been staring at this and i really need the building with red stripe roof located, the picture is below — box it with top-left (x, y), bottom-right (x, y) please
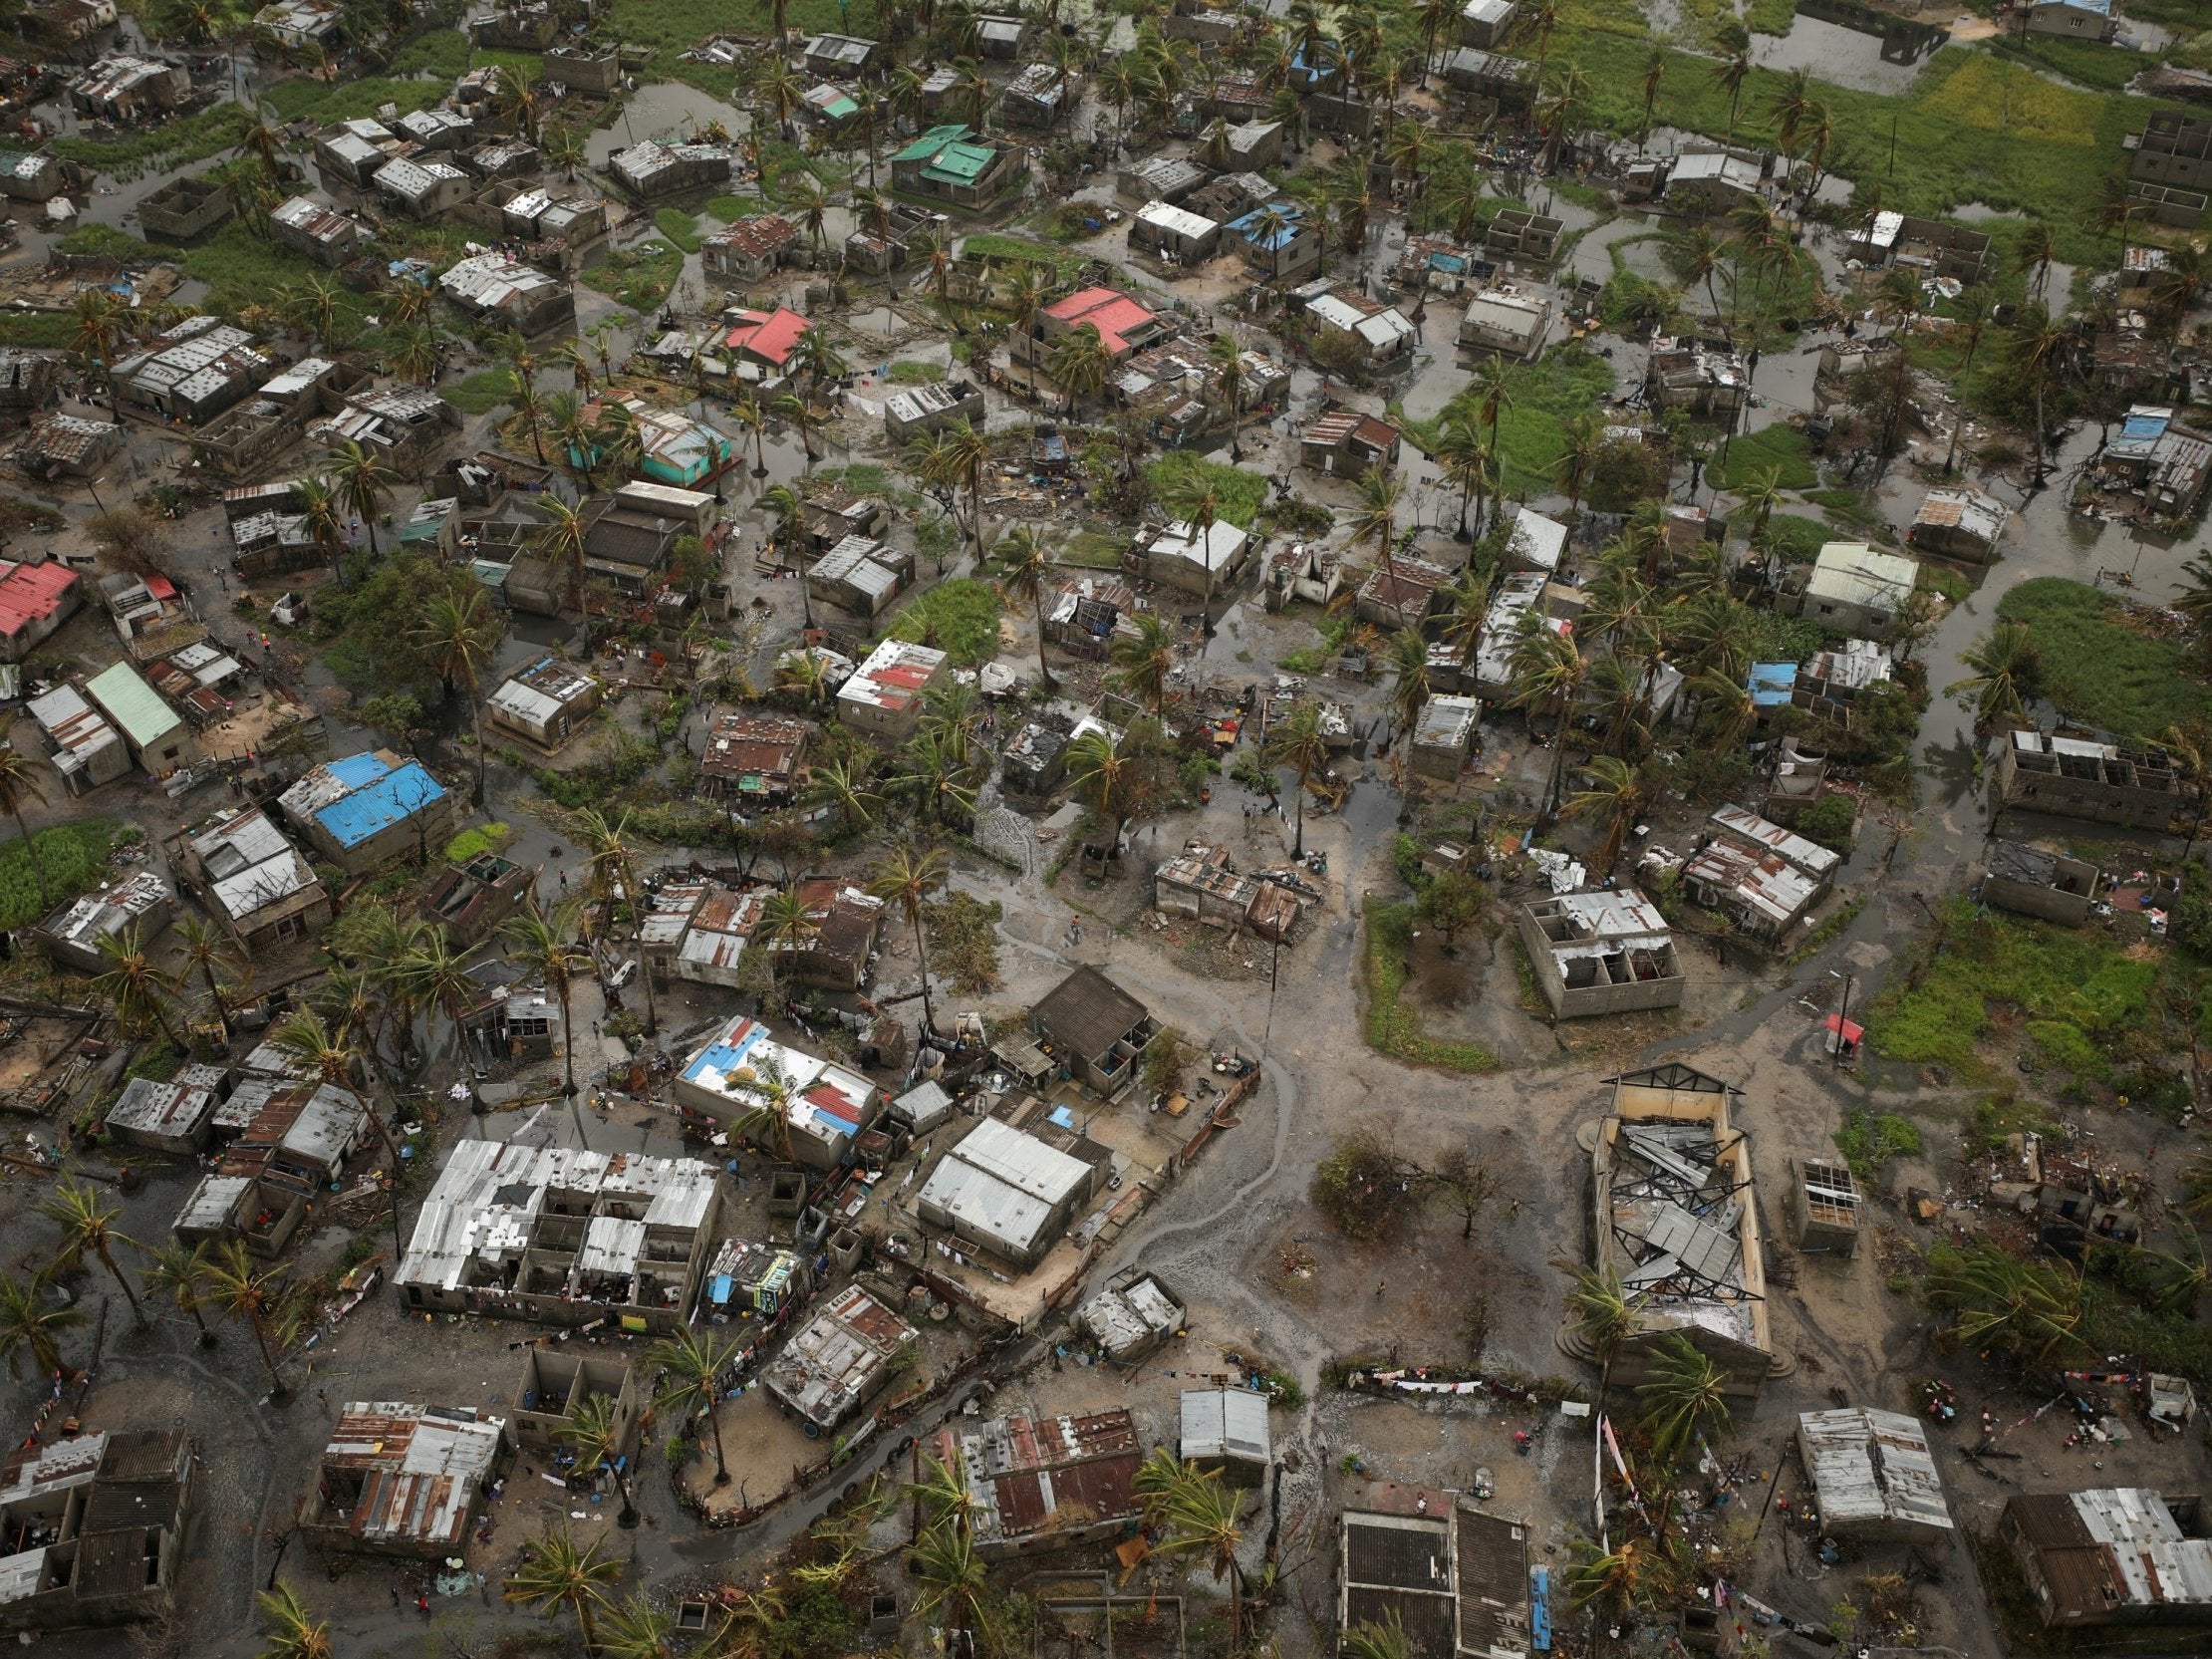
top-left (0, 559), bottom-right (80, 663)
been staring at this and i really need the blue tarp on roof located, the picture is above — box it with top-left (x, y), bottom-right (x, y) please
top-left (315, 760), bottom-right (446, 848)
top-left (325, 751), bottom-right (390, 789)
top-left (681, 1018), bottom-right (769, 1086)
top-left (1228, 201), bottom-right (1305, 251)
top-left (1749, 662), bottom-right (1797, 707)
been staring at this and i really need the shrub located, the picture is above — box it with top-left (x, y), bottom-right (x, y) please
top-left (1309, 1127), bottom-right (1416, 1243)
top-left (0, 821), bottom-right (120, 930)
top-left (885, 579), bottom-right (1003, 666)
top-left (1795, 793), bottom-right (1857, 855)
top-left (1832, 1110), bottom-right (1921, 1182)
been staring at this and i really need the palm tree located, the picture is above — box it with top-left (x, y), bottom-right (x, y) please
top-left (203, 1240), bottom-right (289, 1399)
top-left (1945, 620), bottom-right (2040, 730)
top-left (869, 847), bottom-right (950, 1038)
top-left (1469, 355), bottom-right (1518, 460)
top-left (0, 741), bottom-right (50, 910)
top-left (1711, 44), bottom-right (1752, 142)
top-left (1110, 614), bottom-right (1176, 717)
top-left (1944, 285), bottom-right (1997, 475)
top-left (1066, 722), bottom-right (1156, 853)
top-left (1635, 1332), bottom-right (1731, 1462)
top-left (1566, 1262), bottom-right (1638, 1417)
top-left (1638, 46), bottom-right (1665, 149)
top-left (256, 1581), bottom-right (333, 1659)
top-left (1509, 618), bottom-right (1586, 821)
top-left (535, 496), bottom-right (590, 615)
top-left (1765, 66), bottom-right (1814, 164)
top-left (414, 585), bottom-right (499, 808)
top-left (910, 1520), bottom-right (993, 1641)
top-left (1342, 1612), bottom-right (1413, 1659)
top-left (505, 901), bottom-right (589, 1120)
top-left (68, 289), bottom-right (128, 387)
top-left (755, 885), bottom-right (820, 996)
top-left (42, 1181), bottom-right (144, 1329)
top-left (92, 926), bottom-right (183, 1049)
top-left (1133, 1451), bottom-right (1248, 1647)
top-left (1562, 1536), bottom-right (1676, 1631)
top-left (295, 473), bottom-right (347, 584)
top-left (1263, 699), bottom-right (1331, 857)
top-left (804, 759), bottom-right (881, 836)
top-left (385, 322), bottom-right (440, 388)
top-left (598, 1591), bottom-right (679, 1659)
top-left (1348, 469), bottom-right (1410, 629)
top-left (505, 1527), bottom-right (624, 1655)
top-left (1564, 755), bottom-right (1652, 874)
top-left (1386, 629), bottom-right (1429, 748)
top-left (1691, 667), bottom-right (1758, 752)
top-left (558, 1392), bottom-right (640, 1527)
top-left (1436, 415), bottom-right (1493, 542)
top-left (646, 1328), bottom-right (740, 1487)
top-left (140, 1240), bottom-right (216, 1347)
top-left (271, 1010), bottom-right (408, 1255)
top-left (993, 525), bottom-right (1057, 691)
top-left (0, 1270), bottom-right (82, 1378)
top-left (1924, 1239), bottom-right (2083, 1360)
top-left (327, 438), bottom-right (396, 552)
top-left (1671, 225), bottom-right (1727, 328)
top-left (1208, 334), bottom-right (1247, 458)
top-left (1047, 322), bottom-right (1114, 421)
top-left (2008, 304), bottom-right (2074, 484)
top-left (906, 1450), bottom-right (980, 1537)
top-left (1555, 413), bottom-right (1604, 520)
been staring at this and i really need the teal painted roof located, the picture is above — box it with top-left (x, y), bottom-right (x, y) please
top-left (923, 141), bottom-right (996, 184)
top-left (891, 124), bottom-right (973, 162)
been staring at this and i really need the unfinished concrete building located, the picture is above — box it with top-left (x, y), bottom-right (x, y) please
top-left (1516, 890), bottom-right (1683, 1019)
top-left (394, 1141), bottom-right (728, 1334)
top-left (0, 1430), bottom-right (192, 1637)
top-left (1994, 729), bottom-right (2185, 832)
top-left (1588, 1064), bottom-right (1777, 1398)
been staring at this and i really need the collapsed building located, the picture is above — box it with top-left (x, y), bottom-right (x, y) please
top-left (1587, 1064), bottom-right (1777, 1398)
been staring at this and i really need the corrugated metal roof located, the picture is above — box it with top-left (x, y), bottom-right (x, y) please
top-left (1798, 1407), bottom-right (1952, 1533)
top-left (1180, 1388), bottom-right (1269, 1463)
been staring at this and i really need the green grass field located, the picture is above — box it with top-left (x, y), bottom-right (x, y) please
top-left (1713, 423), bottom-right (1816, 492)
top-left (1361, 901), bottom-right (1501, 1074)
top-left (1407, 347), bottom-right (1615, 500)
top-left (1145, 453), bottom-right (1268, 528)
top-left (1997, 577), bottom-right (2210, 739)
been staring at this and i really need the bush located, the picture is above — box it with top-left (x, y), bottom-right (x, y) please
top-left (885, 580), bottom-right (1003, 667)
top-left (1832, 1110), bottom-right (1921, 1181)
top-left (1995, 578), bottom-right (2209, 740)
top-left (1795, 793), bottom-right (1857, 855)
top-left (1309, 1127), bottom-right (1416, 1243)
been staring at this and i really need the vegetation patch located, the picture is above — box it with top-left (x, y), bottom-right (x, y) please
top-left (1868, 899), bottom-right (2160, 1080)
top-left (653, 209), bottom-right (706, 253)
top-left (52, 102), bottom-right (251, 172)
top-left (1762, 513), bottom-right (1829, 564)
top-left (1713, 423), bottom-right (1816, 491)
top-left (1360, 901), bottom-right (1501, 1075)
top-left (886, 360), bottom-right (947, 384)
top-left (885, 579), bottom-right (1003, 667)
top-left (582, 241), bottom-right (686, 312)
top-left (704, 194), bottom-right (769, 223)
top-left (56, 223), bottom-right (146, 261)
top-left (1409, 348), bottom-right (1614, 500)
top-left (1996, 577), bottom-right (2209, 740)
top-left (1916, 53), bottom-right (2103, 147)
top-left (0, 820), bottom-right (127, 931)
top-left (1144, 452), bottom-right (1269, 528)
top-left (442, 370), bottom-right (514, 417)
top-left (961, 233), bottom-right (1090, 285)
top-left (1832, 1110), bottom-right (1922, 1182)
top-left (262, 73), bottom-right (446, 126)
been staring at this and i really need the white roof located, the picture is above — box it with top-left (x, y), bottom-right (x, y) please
top-left (1306, 292), bottom-right (1416, 348)
top-left (1149, 518), bottom-right (1248, 573)
top-left (1135, 200), bottom-right (1218, 240)
top-left (1506, 506), bottom-right (1567, 572)
top-left (189, 807), bottom-right (318, 924)
top-left (916, 1116), bottom-right (1093, 1257)
top-left (1537, 889), bottom-right (1673, 958)
top-left (1798, 1408), bottom-right (1952, 1533)
top-left (1462, 0), bottom-right (1515, 18)
top-left (839, 638), bottom-right (946, 713)
top-left (1462, 286), bottom-right (1550, 338)
top-left (1806, 541), bottom-right (1916, 612)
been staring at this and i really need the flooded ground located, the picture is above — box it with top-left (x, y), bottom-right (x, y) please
top-left (1751, 14), bottom-right (1948, 96)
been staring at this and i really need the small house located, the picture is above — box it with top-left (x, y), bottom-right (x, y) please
top-left (1516, 890), bottom-right (1684, 1019)
top-left (883, 379), bottom-right (986, 441)
top-left (887, 124), bottom-right (1022, 209)
top-left (511, 1352), bottom-right (641, 1455)
top-left (1129, 199), bottom-right (1222, 267)
top-left (1994, 729), bottom-right (2183, 831)
top-left (438, 253), bottom-right (573, 335)
top-left (698, 710), bottom-right (811, 803)
top-left (138, 175), bottom-right (232, 241)
top-left (801, 33), bottom-right (880, 77)
top-left (68, 55), bottom-right (187, 123)
top-left (84, 661), bottom-right (193, 777)
top-left (374, 156), bottom-right (471, 219)
top-left (277, 750), bottom-right (453, 876)
top-left (998, 63), bottom-right (1074, 129)
top-left (105, 1073), bottom-right (221, 1154)
top-left (2026, 0), bottom-right (2117, 40)
top-left (174, 806), bottom-right (328, 949)
top-left (485, 658), bottom-right (601, 751)
top-left (1788, 1158), bottom-right (1861, 1256)
top-left (1792, 542), bottom-right (1918, 639)
top-left (1180, 1389), bottom-right (1269, 1488)
top-left (1982, 840), bottom-right (2104, 926)
top-left (24, 686), bottom-right (127, 795)
top-left (1456, 0), bottom-right (1518, 46)
top-left (1457, 285), bottom-right (1552, 360)
top-left (1029, 965), bottom-right (1157, 1096)
top-left (760, 1285), bottom-right (917, 1432)
top-left (269, 195), bottom-right (364, 266)
top-left (918, 1115), bottom-right (1112, 1269)
top-left (700, 213), bottom-right (802, 283)
top-left (1003, 721), bottom-right (1068, 799)
top-left (2001, 1490), bottom-right (2212, 1630)
top-left (1300, 285), bottom-right (1418, 367)
top-left (1133, 518), bottom-right (1251, 595)
top-left (610, 139), bottom-right (733, 198)
top-left (1908, 485), bottom-right (2007, 562)
top-left (1409, 694), bottom-right (1481, 782)
top-left (0, 559), bottom-right (80, 661)
top-left (34, 869), bottom-right (172, 973)
top-left (1646, 336), bottom-right (1749, 417)
top-left (1298, 409), bottom-right (1400, 478)
top-left (420, 854), bottom-right (536, 947)
top-left (1798, 1408), bottom-right (1952, 1541)
top-left (301, 1403), bottom-right (511, 1559)
top-left (837, 639), bottom-right (949, 742)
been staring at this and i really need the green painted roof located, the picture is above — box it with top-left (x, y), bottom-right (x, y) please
top-left (85, 661), bottom-right (179, 746)
top-left (923, 141), bottom-right (997, 184)
top-left (891, 124), bottom-right (973, 162)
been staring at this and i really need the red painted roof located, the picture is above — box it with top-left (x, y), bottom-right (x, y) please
top-left (0, 561), bottom-right (74, 639)
top-left (875, 663), bottom-right (934, 690)
top-left (1045, 286), bottom-right (1156, 355)
top-left (724, 305), bottom-right (812, 366)
top-left (143, 573), bottom-right (176, 600)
